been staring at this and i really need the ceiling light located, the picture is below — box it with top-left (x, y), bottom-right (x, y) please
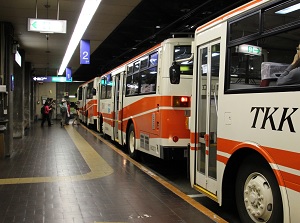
top-left (58, 0), bottom-right (101, 76)
top-left (275, 3), bottom-right (300, 14)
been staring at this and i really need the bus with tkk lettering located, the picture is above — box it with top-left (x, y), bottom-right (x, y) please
top-left (170, 0), bottom-right (300, 222)
top-left (96, 37), bottom-right (193, 160)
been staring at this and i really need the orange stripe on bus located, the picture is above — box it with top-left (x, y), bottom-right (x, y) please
top-left (190, 136), bottom-right (300, 192)
top-left (280, 171), bottom-right (300, 188)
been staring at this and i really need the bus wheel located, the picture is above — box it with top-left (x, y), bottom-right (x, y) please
top-left (235, 155), bottom-right (283, 223)
top-left (127, 124), bottom-right (138, 159)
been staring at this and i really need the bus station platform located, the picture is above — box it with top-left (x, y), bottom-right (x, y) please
top-left (0, 121), bottom-right (225, 223)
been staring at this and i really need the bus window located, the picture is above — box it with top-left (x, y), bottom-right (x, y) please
top-left (100, 77), bottom-right (106, 99)
top-left (228, 43), bottom-right (262, 87)
top-left (174, 46), bottom-right (193, 75)
top-left (106, 75), bottom-right (112, 98)
top-left (227, 2), bottom-right (300, 90)
top-left (78, 87), bottom-right (82, 100)
top-left (229, 12), bottom-right (259, 41)
top-left (100, 75), bottom-right (113, 99)
top-left (127, 64), bottom-right (133, 74)
top-left (149, 52), bottom-right (158, 66)
top-left (140, 56), bottom-right (148, 69)
top-left (264, 0), bottom-right (300, 31)
top-left (228, 27), bottom-right (300, 90)
top-left (133, 61), bottom-right (140, 73)
top-left (140, 67), bottom-right (157, 94)
top-left (126, 73), bottom-right (139, 96)
top-left (87, 82), bottom-right (94, 99)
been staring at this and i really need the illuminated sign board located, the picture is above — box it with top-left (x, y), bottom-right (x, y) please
top-left (33, 76), bottom-right (72, 82)
top-left (28, 18), bottom-right (67, 33)
top-left (238, 44), bottom-right (262, 56)
top-left (66, 67), bottom-right (72, 82)
top-left (80, 40), bottom-right (90, 64)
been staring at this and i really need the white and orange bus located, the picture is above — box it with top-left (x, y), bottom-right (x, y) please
top-left (77, 76), bottom-right (100, 128)
top-left (170, 0), bottom-right (300, 222)
top-left (77, 37), bottom-right (194, 159)
top-left (97, 37), bottom-right (194, 160)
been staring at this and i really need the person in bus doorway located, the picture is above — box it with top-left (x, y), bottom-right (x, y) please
top-left (277, 43), bottom-right (300, 85)
top-left (41, 101), bottom-right (52, 127)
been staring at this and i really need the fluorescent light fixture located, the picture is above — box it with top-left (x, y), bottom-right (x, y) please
top-left (275, 3), bottom-right (300, 14)
top-left (58, 0), bottom-right (101, 76)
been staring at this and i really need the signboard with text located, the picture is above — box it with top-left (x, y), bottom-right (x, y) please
top-left (80, 40), bottom-right (90, 64)
top-left (28, 18), bottom-right (67, 33)
top-left (66, 67), bottom-right (72, 82)
top-left (33, 76), bottom-right (72, 82)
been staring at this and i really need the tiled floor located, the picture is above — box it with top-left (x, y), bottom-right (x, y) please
top-left (0, 120), bottom-right (218, 223)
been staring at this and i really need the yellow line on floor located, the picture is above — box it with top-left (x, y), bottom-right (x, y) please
top-left (82, 125), bottom-right (228, 223)
top-left (0, 125), bottom-right (113, 185)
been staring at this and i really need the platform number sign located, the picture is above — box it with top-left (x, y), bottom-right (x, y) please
top-left (80, 40), bottom-right (90, 64)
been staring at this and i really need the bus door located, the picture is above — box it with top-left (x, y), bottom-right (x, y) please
top-left (82, 87), bottom-right (87, 124)
top-left (97, 82), bottom-right (101, 132)
top-left (113, 73), bottom-right (121, 142)
top-left (195, 41), bottom-right (220, 196)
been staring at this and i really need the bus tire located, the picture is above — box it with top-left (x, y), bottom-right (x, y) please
top-left (127, 124), bottom-right (138, 159)
top-left (235, 155), bottom-right (283, 223)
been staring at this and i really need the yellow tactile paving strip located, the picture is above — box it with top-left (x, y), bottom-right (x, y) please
top-left (81, 125), bottom-right (228, 223)
top-left (0, 126), bottom-right (114, 185)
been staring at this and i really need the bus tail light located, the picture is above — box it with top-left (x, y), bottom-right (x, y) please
top-left (172, 96), bottom-right (190, 107)
top-left (172, 136), bottom-right (179, 142)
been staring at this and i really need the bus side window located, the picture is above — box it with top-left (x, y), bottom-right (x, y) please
top-left (140, 67), bottom-right (157, 93)
top-left (126, 73), bottom-right (139, 96)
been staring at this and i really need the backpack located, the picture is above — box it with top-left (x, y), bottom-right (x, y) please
top-left (41, 106), bottom-right (45, 115)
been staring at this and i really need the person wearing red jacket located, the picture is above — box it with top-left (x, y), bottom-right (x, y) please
top-left (41, 101), bottom-right (52, 127)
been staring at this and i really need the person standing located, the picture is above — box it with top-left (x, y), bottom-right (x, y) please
top-left (41, 101), bottom-right (51, 127)
top-left (65, 101), bottom-right (71, 125)
top-left (72, 102), bottom-right (80, 125)
top-left (48, 98), bottom-right (55, 125)
top-left (60, 99), bottom-right (67, 127)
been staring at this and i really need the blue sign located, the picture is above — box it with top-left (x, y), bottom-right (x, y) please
top-left (66, 67), bottom-right (72, 82)
top-left (80, 39), bottom-right (90, 64)
top-left (33, 76), bottom-right (72, 82)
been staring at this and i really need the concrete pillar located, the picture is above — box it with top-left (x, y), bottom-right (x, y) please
top-left (0, 22), bottom-right (14, 157)
top-left (13, 49), bottom-right (25, 138)
top-left (24, 62), bottom-right (31, 129)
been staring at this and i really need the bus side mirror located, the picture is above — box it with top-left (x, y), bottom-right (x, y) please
top-left (92, 88), bottom-right (96, 95)
top-left (169, 62), bottom-right (180, 84)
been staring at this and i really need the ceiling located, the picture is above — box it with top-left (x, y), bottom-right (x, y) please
top-left (0, 0), bottom-right (251, 82)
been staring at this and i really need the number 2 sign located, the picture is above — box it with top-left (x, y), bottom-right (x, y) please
top-left (80, 40), bottom-right (90, 64)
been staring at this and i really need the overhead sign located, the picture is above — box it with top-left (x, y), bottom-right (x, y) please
top-left (238, 44), bottom-right (262, 56)
top-left (28, 18), bottom-right (67, 33)
top-left (66, 67), bottom-right (72, 82)
top-left (80, 40), bottom-right (90, 64)
top-left (33, 76), bottom-right (72, 82)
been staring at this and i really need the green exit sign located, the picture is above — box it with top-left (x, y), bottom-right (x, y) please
top-left (28, 18), bottom-right (67, 33)
top-left (238, 44), bottom-right (262, 56)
